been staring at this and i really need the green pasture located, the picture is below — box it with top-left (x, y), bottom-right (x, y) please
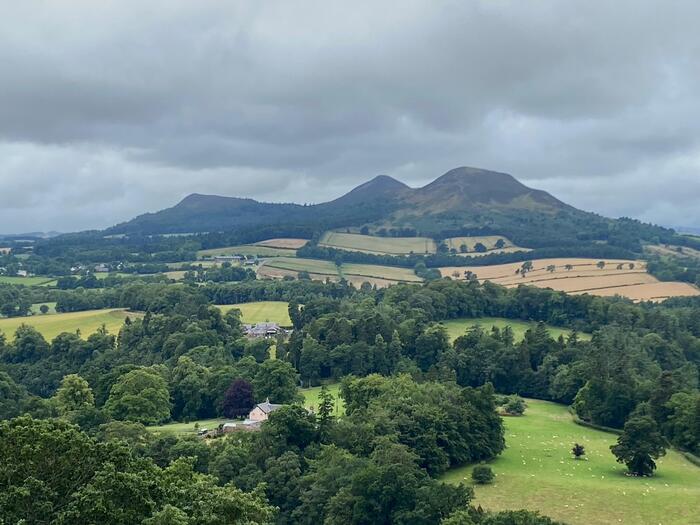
top-left (147, 418), bottom-right (228, 436)
top-left (441, 317), bottom-right (588, 343)
top-left (301, 383), bottom-right (344, 416)
top-left (441, 399), bottom-right (699, 525)
top-left (319, 231), bottom-right (436, 255)
top-left (0, 308), bottom-right (142, 341)
top-left (0, 276), bottom-right (56, 286)
top-left (198, 245), bottom-right (297, 259)
top-left (217, 301), bottom-right (292, 326)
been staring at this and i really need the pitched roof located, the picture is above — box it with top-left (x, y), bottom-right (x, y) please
top-left (255, 398), bottom-right (283, 414)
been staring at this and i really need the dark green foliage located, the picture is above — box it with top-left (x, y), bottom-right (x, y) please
top-left (610, 416), bottom-right (667, 476)
top-left (571, 443), bottom-right (585, 459)
top-left (471, 464), bottom-right (494, 484)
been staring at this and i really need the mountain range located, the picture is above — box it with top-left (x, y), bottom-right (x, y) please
top-left (108, 167), bottom-right (582, 239)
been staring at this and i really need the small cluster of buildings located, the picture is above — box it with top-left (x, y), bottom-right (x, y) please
top-left (243, 322), bottom-right (286, 338)
top-left (207, 255), bottom-right (259, 266)
top-left (199, 399), bottom-right (283, 437)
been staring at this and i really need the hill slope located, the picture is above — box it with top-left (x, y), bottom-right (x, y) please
top-left (105, 166), bottom-right (674, 252)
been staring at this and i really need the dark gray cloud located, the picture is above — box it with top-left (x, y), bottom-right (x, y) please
top-left (1, 0), bottom-right (700, 232)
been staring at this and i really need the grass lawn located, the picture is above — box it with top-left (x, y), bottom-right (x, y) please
top-left (217, 301), bottom-right (292, 326)
top-left (0, 276), bottom-right (56, 286)
top-left (301, 383), bottom-right (344, 416)
top-left (441, 317), bottom-right (589, 343)
top-left (198, 245), bottom-right (297, 258)
top-left (320, 231), bottom-right (436, 255)
top-left (147, 418), bottom-right (229, 436)
top-left (0, 308), bottom-right (142, 341)
top-left (441, 399), bottom-right (700, 525)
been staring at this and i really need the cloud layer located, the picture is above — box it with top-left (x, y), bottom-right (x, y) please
top-left (2, 1), bottom-right (700, 232)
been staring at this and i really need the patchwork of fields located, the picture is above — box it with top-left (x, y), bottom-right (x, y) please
top-left (0, 308), bottom-right (142, 341)
top-left (442, 399), bottom-right (700, 525)
top-left (440, 258), bottom-right (700, 302)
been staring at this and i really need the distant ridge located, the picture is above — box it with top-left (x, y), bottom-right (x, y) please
top-left (107, 166), bottom-right (585, 236)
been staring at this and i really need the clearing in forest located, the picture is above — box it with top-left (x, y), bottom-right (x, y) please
top-left (441, 317), bottom-right (588, 342)
top-left (217, 301), bottom-right (292, 326)
top-left (319, 231), bottom-right (436, 255)
top-left (441, 399), bottom-right (700, 525)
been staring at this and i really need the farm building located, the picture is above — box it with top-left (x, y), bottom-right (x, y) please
top-left (244, 322), bottom-right (284, 338)
top-left (214, 255), bottom-right (243, 262)
top-left (248, 398), bottom-right (283, 422)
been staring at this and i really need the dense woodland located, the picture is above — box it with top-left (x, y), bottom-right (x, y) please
top-left (1, 275), bottom-right (699, 523)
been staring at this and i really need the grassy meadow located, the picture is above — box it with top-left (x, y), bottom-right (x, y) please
top-left (442, 317), bottom-right (588, 342)
top-left (301, 383), bottom-right (344, 416)
top-left (147, 418), bottom-right (228, 435)
top-left (441, 399), bottom-right (700, 525)
top-left (319, 231), bottom-right (436, 255)
top-left (0, 308), bottom-right (141, 341)
top-left (198, 245), bottom-right (298, 258)
top-left (217, 301), bottom-right (292, 326)
top-left (29, 302), bottom-right (57, 315)
top-left (0, 276), bottom-right (56, 286)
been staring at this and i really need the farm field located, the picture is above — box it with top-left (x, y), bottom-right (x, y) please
top-left (253, 238), bottom-right (308, 249)
top-left (441, 317), bottom-right (588, 343)
top-left (259, 257), bottom-right (423, 287)
top-left (319, 231), bottom-right (436, 255)
top-left (0, 308), bottom-right (142, 341)
top-left (342, 262), bottom-right (422, 282)
top-left (217, 301), bottom-right (292, 326)
top-left (198, 245), bottom-right (297, 258)
top-left (439, 258), bottom-right (700, 302)
top-left (445, 235), bottom-right (530, 256)
top-left (0, 276), bottom-right (56, 286)
top-left (147, 418), bottom-right (228, 436)
top-left (441, 399), bottom-right (700, 525)
top-left (301, 383), bottom-right (344, 416)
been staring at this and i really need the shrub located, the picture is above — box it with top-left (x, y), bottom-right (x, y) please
top-left (472, 464), bottom-right (494, 484)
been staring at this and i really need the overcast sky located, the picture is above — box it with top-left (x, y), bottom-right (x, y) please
top-left (2, 1), bottom-right (700, 233)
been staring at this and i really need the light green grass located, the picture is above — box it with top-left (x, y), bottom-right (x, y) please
top-left (0, 308), bottom-right (142, 341)
top-left (198, 245), bottom-right (297, 258)
top-left (264, 257), bottom-right (422, 283)
top-left (0, 276), bottom-right (56, 286)
top-left (264, 257), bottom-right (340, 276)
top-left (342, 263), bottom-right (422, 282)
top-left (217, 301), bottom-right (292, 326)
top-left (301, 383), bottom-right (344, 416)
top-left (147, 418), bottom-right (228, 435)
top-left (320, 231), bottom-right (436, 255)
top-left (29, 302), bottom-right (57, 315)
top-left (441, 399), bottom-right (700, 525)
top-left (442, 317), bottom-right (589, 343)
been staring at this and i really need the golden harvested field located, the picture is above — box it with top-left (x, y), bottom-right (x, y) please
top-left (253, 238), bottom-right (308, 249)
top-left (439, 258), bottom-right (700, 302)
top-left (319, 231), bottom-right (436, 255)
